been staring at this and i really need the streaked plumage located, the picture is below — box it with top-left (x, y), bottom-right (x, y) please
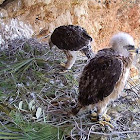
top-left (72, 32), bottom-right (135, 120)
top-left (49, 25), bottom-right (94, 69)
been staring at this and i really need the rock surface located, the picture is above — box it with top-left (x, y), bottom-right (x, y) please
top-left (0, 0), bottom-right (140, 51)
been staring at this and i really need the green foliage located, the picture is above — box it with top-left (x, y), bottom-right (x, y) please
top-left (0, 38), bottom-right (139, 139)
top-left (0, 40), bottom-right (72, 139)
top-left (0, 111), bottom-right (65, 140)
top-left (0, 43), bottom-right (50, 101)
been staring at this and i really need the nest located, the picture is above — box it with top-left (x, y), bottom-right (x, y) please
top-left (0, 37), bottom-right (139, 139)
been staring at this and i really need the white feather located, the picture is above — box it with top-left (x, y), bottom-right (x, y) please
top-left (109, 32), bottom-right (135, 57)
top-left (123, 68), bottom-right (130, 84)
top-left (110, 32), bottom-right (135, 48)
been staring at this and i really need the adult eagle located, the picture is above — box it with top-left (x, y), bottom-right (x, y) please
top-left (72, 32), bottom-right (137, 126)
top-left (49, 25), bottom-right (94, 70)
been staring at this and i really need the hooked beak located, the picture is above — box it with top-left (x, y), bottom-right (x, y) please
top-left (125, 45), bottom-right (139, 54)
top-left (129, 49), bottom-right (136, 53)
top-left (129, 48), bottom-right (140, 54)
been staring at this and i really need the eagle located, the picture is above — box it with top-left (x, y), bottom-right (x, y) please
top-left (72, 32), bottom-right (137, 127)
top-left (49, 25), bottom-right (94, 70)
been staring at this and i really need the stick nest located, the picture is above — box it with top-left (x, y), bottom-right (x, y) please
top-left (0, 37), bottom-right (139, 140)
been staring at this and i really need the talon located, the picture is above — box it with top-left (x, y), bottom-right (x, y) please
top-left (91, 117), bottom-right (98, 121)
top-left (99, 120), bottom-right (114, 129)
top-left (91, 112), bottom-right (97, 117)
top-left (59, 62), bottom-right (70, 73)
top-left (90, 112), bottom-right (98, 121)
top-left (90, 113), bottom-right (113, 128)
top-left (102, 114), bottom-right (111, 122)
top-left (60, 62), bottom-right (66, 68)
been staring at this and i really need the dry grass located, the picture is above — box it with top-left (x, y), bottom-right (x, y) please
top-left (0, 37), bottom-right (139, 140)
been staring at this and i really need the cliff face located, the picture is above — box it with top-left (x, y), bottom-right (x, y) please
top-left (0, 0), bottom-right (139, 82)
top-left (0, 0), bottom-right (140, 51)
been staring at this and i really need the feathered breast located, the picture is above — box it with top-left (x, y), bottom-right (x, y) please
top-left (50, 25), bottom-right (92, 51)
top-left (78, 52), bottom-right (123, 106)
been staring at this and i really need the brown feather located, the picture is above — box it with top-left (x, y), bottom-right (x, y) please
top-left (50, 25), bottom-right (92, 51)
top-left (79, 49), bottom-right (123, 106)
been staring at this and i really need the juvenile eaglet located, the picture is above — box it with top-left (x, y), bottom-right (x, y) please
top-left (72, 32), bottom-right (138, 127)
top-left (49, 25), bottom-right (95, 70)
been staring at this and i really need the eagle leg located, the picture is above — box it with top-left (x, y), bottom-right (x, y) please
top-left (102, 113), bottom-right (111, 122)
top-left (91, 106), bottom-right (114, 128)
top-left (63, 50), bottom-right (77, 69)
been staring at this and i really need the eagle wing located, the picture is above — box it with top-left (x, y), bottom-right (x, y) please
top-left (51, 25), bottom-right (92, 51)
top-left (78, 54), bottom-right (123, 106)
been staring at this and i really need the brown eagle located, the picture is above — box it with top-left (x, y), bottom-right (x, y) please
top-left (49, 25), bottom-right (94, 70)
top-left (72, 32), bottom-right (137, 126)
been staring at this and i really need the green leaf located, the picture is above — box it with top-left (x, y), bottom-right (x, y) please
top-left (0, 58), bottom-right (35, 75)
top-left (0, 136), bottom-right (24, 139)
top-left (0, 131), bottom-right (22, 136)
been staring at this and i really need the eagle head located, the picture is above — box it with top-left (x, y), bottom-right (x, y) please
top-left (109, 32), bottom-right (135, 57)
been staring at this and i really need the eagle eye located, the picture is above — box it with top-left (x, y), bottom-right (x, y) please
top-left (124, 45), bottom-right (135, 50)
